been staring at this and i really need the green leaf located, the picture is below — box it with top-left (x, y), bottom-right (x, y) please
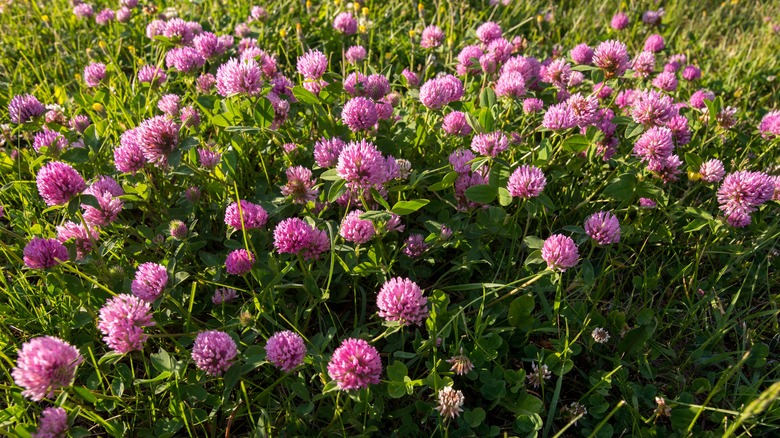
top-left (684, 152), bottom-right (703, 170)
top-left (60, 147), bottom-right (90, 164)
top-left (328, 178), bottom-right (347, 203)
top-left (391, 199), bottom-right (429, 215)
top-left (479, 87), bottom-right (496, 109)
top-left (150, 349), bottom-right (175, 373)
top-left (319, 168), bottom-right (340, 181)
top-left (465, 184), bottom-right (496, 204)
top-left (603, 173), bottom-right (636, 201)
top-left (387, 381), bottom-right (407, 398)
top-left (684, 219), bottom-right (709, 233)
top-left (625, 122), bottom-right (645, 139)
top-left (371, 188), bottom-right (391, 210)
top-left (478, 107), bottom-right (495, 132)
top-left (464, 408), bottom-right (486, 427)
top-left (72, 386), bottom-right (98, 404)
top-left (508, 295), bottom-right (535, 328)
top-left (524, 250), bottom-right (544, 267)
top-left (387, 361), bottom-right (408, 381)
top-left (523, 236), bottom-right (545, 249)
top-left (498, 187), bottom-right (513, 206)
top-left (562, 134), bottom-right (590, 153)
top-left (292, 85), bottom-right (320, 105)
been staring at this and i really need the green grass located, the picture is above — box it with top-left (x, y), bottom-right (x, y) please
top-left (1, 0), bottom-right (779, 436)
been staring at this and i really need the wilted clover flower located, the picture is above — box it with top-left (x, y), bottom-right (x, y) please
top-left (403, 234), bottom-right (429, 258)
top-left (281, 166), bottom-right (318, 204)
top-left (592, 40), bottom-right (630, 78)
top-left (224, 200), bottom-right (267, 229)
top-left (342, 97), bottom-right (378, 131)
top-left (273, 218), bottom-right (330, 260)
top-left (131, 262), bottom-right (168, 302)
top-left (225, 249), bottom-right (255, 275)
top-left (212, 287), bottom-right (238, 305)
top-left (561, 402), bottom-right (588, 425)
top-left (216, 58), bottom-right (262, 96)
top-left (327, 338), bottom-right (382, 391)
top-left (24, 237), bottom-right (69, 269)
top-left (33, 406), bottom-right (69, 438)
top-left (700, 159), bottom-right (725, 183)
top-left (56, 221), bottom-right (99, 261)
top-left (265, 330), bottom-right (306, 372)
top-left (376, 277), bottom-right (429, 326)
top-left (527, 361), bottom-right (551, 388)
top-left (435, 387), bottom-right (465, 420)
top-left (591, 327), bottom-right (611, 344)
top-left (12, 336), bottom-right (83, 401)
top-left (584, 211), bottom-right (621, 245)
top-left (471, 131), bottom-right (509, 157)
top-left (191, 330), bottom-right (238, 376)
top-left (446, 348), bottom-right (474, 375)
top-left (542, 234), bottom-right (579, 272)
top-left (36, 161), bottom-right (86, 206)
top-left (98, 294), bottom-right (155, 354)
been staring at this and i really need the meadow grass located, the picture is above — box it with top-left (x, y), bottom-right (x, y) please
top-left (0, 0), bottom-right (779, 436)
